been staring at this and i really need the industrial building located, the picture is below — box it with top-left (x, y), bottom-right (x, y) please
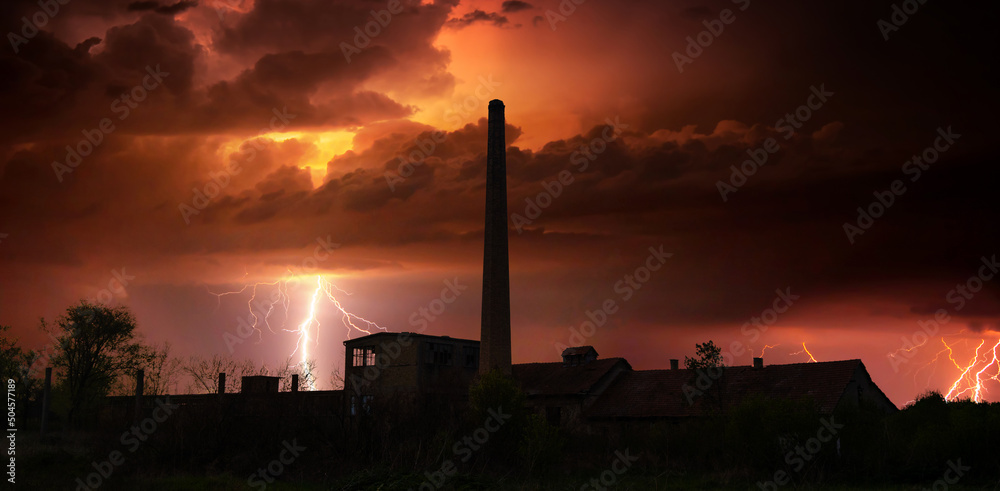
top-left (338, 99), bottom-right (897, 426)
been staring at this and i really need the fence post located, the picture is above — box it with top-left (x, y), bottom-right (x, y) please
top-left (133, 368), bottom-right (145, 422)
top-left (40, 367), bottom-right (51, 435)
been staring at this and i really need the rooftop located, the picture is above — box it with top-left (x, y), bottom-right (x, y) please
top-left (513, 357), bottom-right (631, 396)
top-left (587, 359), bottom-right (893, 419)
top-left (343, 331), bottom-right (479, 346)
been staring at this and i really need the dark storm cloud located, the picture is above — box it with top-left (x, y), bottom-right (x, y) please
top-left (290, 115), bottom-right (993, 328)
top-left (213, 0), bottom-right (455, 66)
top-left (1, 0), bottom-right (998, 390)
top-left (127, 1), bottom-right (199, 15)
top-left (446, 10), bottom-right (509, 29)
top-left (633, 0), bottom-right (1000, 158)
top-left (0, 0), bottom-right (454, 144)
top-left (501, 1), bottom-right (533, 13)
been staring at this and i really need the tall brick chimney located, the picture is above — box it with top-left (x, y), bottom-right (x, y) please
top-left (479, 99), bottom-right (512, 375)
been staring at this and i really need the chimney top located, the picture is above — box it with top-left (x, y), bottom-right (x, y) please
top-left (753, 357), bottom-right (764, 369)
top-left (561, 346), bottom-right (598, 366)
top-left (670, 359), bottom-right (679, 370)
top-left (489, 99), bottom-right (504, 107)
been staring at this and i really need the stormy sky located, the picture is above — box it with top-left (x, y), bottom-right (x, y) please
top-left (1, 0), bottom-right (998, 405)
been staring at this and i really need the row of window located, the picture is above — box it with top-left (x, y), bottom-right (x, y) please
top-left (425, 343), bottom-right (479, 368)
top-left (351, 346), bottom-right (375, 367)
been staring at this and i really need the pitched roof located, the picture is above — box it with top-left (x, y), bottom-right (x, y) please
top-left (587, 359), bottom-right (866, 420)
top-left (513, 357), bottom-right (630, 396)
top-left (586, 369), bottom-right (694, 419)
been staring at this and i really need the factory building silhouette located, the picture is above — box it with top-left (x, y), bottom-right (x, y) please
top-left (108, 100), bottom-right (896, 428)
top-left (340, 99), bottom-right (897, 425)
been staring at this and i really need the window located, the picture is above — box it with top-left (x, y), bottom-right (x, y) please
top-left (463, 346), bottom-right (479, 368)
top-left (426, 343), bottom-right (453, 366)
top-left (352, 346), bottom-right (375, 367)
top-left (350, 395), bottom-right (374, 416)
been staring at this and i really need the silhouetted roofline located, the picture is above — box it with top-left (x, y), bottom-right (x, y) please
top-left (343, 331), bottom-right (479, 346)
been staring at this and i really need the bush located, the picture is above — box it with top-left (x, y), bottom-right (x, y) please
top-left (467, 369), bottom-right (529, 467)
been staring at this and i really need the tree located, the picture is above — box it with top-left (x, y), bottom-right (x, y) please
top-left (184, 354), bottom-right (242, 394)
top-left (684, 340), bottom-right (723, 371)
top-left (330, 366), bottom-right (344, 391)
top-left (183, 354), bottom-right (272, 394)
top-left (273, 357), bottom-right (315, 391)
top-left (0, 325), bottom-right (26, 383)
top-left (112, 342), bottom-right (182, 396)
top-left (47, 302), bottom-right (151, 425)
top-left (684, 340), bottom-right (726, 412)
top-left (468, 369), bottom-right (528, 466)
top-left (0, 326), bottom-right (42, 429)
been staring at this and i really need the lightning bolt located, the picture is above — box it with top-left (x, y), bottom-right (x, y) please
top-left (208, 279), bottom-right (290, 338)
top-left (886, 337), bottom-right (931, 360)
top-left (790, 342), bottom-right (817, 363)
top-left (910, 338), bottom-right (961, 390)
top-left (886, 329), bottom-right (966, 366)
top-left (209, 273), bottom-right (388, 390)
top-left (750, 344), bottom-right (779, 359)
top-left (972, 340), bottom-right (1000, 402)
top-left (945, 339), bottom-right (985, 401)
top-left (941, 338), bottom-right (1000, 402)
